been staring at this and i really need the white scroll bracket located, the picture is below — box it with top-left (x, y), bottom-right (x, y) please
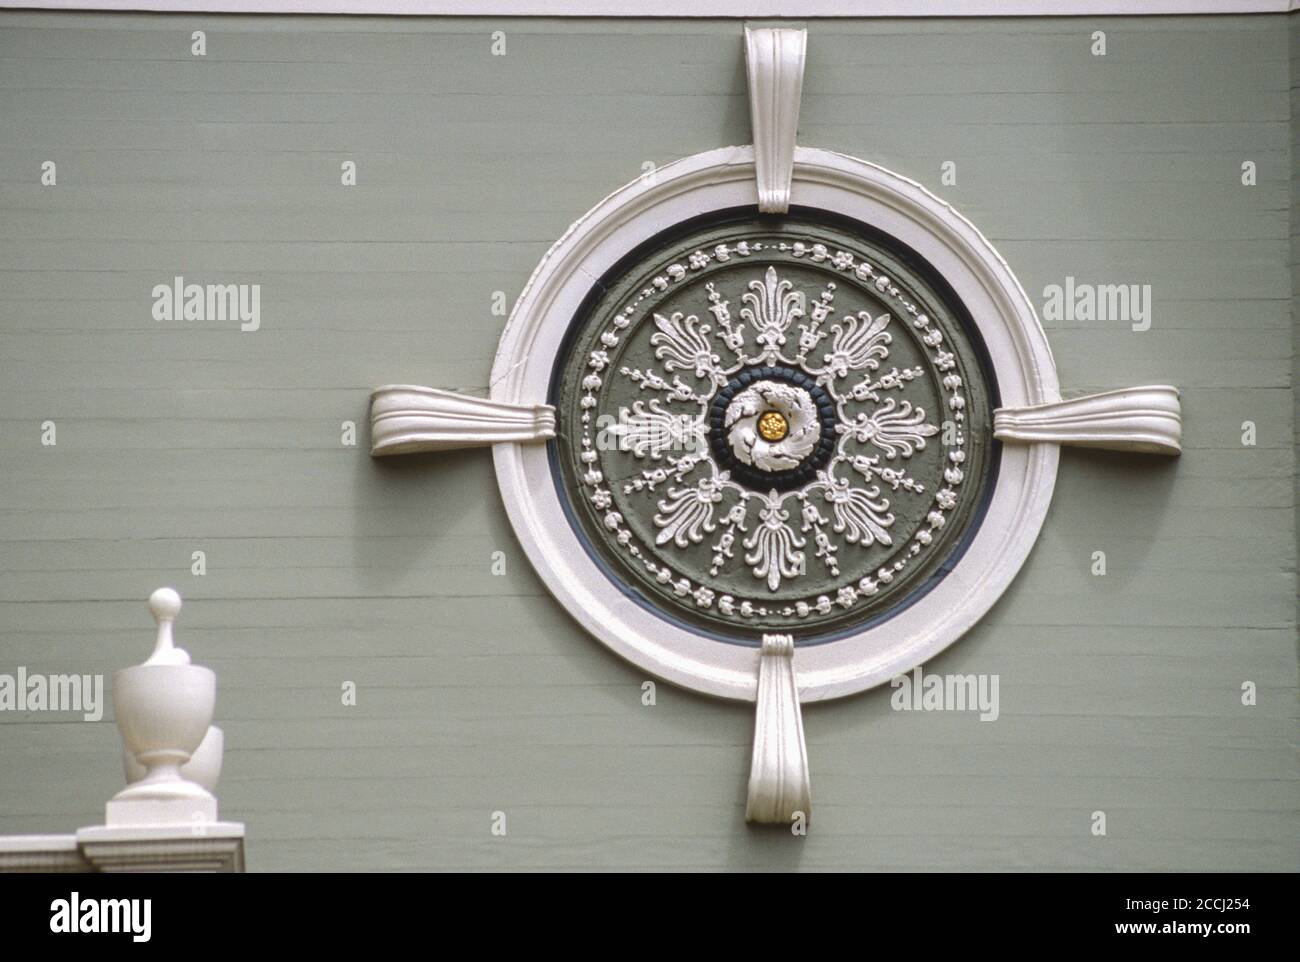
top-left (744, 23), bottom-right (807, 215)
top-left (993, 385), bottom-right (1182, 456)
top-left (369, 384), bottom-right (556, 456)
top-left (745, 633), bottom-right (812, 826)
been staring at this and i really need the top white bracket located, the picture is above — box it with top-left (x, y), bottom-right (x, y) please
top-left (744, 23), bottom-right (807, 214)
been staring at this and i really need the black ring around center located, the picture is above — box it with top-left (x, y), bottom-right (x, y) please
top-left (708, 366), bottom-right (838, 492)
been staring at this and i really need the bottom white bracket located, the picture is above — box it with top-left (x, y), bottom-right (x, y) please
top-left (745, 633), bottom-right (812, 824)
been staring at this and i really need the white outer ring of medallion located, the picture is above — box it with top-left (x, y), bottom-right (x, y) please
top-left (490, 145), bottom-right (1061, 704)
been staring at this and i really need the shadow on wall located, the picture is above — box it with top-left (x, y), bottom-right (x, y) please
top-left (1053, 444), bottom-right (1181, 573)
top-left (350, 441), bottom-right (502, 591)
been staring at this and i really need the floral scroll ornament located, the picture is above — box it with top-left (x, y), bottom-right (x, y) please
top-left (579, 245), bottom-right (966, 622)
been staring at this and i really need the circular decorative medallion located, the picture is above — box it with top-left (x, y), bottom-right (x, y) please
top-left (491, 147), bottom-right (1059, 701)
top-left (364, 33), bottom-right (1178, 821)
top-left (553, 213), bottom-right (994, 641)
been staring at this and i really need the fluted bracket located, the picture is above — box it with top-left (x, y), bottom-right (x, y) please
top-left (994, 385), bottom-right (1182, 455)
top-left (370, 384), bottom-right (556, 457)
top-left (745, 634), bottom-right (811, 825)
top-left (744, 23), bottom-right (806, 214)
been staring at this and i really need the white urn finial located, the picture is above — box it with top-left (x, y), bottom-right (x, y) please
top-left (106, 587), bottom-right (219, 826)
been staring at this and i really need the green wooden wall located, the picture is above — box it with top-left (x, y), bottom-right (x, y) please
top-left (0, 11), bottom-right (1295, 871)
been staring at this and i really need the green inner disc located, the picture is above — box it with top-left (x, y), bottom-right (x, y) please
top-left (553, 212), bottom-right (994, 640)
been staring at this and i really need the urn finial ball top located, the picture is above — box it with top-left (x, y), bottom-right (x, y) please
top-left (143, 587), bottom-right (190, 666)
top-left (149, 587), bottom-right (182, 622)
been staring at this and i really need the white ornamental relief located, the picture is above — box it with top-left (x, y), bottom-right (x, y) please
top-left (744, 495), bottom-right (808, 592)
top-left (741, 266), bottom-right (804, 361)
top-left (606, 399), bottom-right (707, 460)
top-left (724, 380), bottom-right (820, 472)
top-left (839, 397), bottom-right (939, 460)
top-left (818, 309), bottom-right (892, 378)
top-left (365, 25), bottom-right (1184, 831)
top-left (822, 475), bottom-right (894, 547)
top-left (653, 476), bottom-right (724, 547)
top-left (650, 311), bottom-right (724, 382)
top-left (578, 253), bottom-right (962, 604)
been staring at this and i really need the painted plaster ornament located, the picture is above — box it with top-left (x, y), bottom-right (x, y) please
top-left (368, 24), bottom-right (1180, 826)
